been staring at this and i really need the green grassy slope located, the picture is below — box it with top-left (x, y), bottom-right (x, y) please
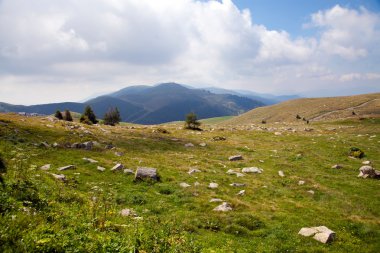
top-left (0, 113), bottom-right (379, 252)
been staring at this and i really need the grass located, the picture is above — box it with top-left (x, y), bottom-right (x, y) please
top-left (0, 113), bottom-right (379, 252)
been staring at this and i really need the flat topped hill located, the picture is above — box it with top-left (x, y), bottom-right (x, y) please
top-left (223, 92), bottom-right (380, 125)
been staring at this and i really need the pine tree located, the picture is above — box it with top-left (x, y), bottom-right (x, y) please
top-left (55, 110), bottom-right (63, 120)
top-left (83, 105), bottom-right (98, 124)
top-left (184, 112), bottom-right (201, 130)
top-left (64, 109), bottom-right (73, 122)
top-left (103, 107), bottom-right (121, 126)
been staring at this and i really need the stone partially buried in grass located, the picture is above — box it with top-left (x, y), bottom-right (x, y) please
top-left (213, 202), bottom-right (233, 212)
top-left (298, 226), bottom-right (336, 244)
top-left (229, 155), bottom-right (243, 161)
top-left (357, 165), bottom-right (380, 179)
top-left (57, 165), bottom-right (75, 171)
top-left (111, 163), bottom-right (124, 172)
top-left (135, 167), bottom-right (159, 181)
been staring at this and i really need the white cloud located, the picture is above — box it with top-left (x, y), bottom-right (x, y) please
top-left (0, 1), bottom-right (379, 104)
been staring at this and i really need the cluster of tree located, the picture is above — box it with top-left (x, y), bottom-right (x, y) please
top-left (55, 109), bottom-right (73, 122)
top-left (54, 106), bottom-right (121, 126)
top-left (184, 112), bottom-right (201, 130)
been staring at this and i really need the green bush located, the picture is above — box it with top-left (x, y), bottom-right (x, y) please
top-left (349, 147), bottom-right (365, 158)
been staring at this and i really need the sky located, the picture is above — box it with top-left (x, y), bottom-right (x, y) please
top-left (0, 0), bottom-right (379, 105)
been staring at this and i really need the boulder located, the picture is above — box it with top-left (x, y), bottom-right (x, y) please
top-left (135, 167), bottom-right (159, 181)
top-left (242, 167), bottom-right (262, 173)
top-left (71, 143), bottom-right (85, 149)
top-left (208, 182), bottom-right (219, 189)
top-left (83, 141), bottom-right (93, 150)
top-left (358, 165), bottom-right (380, 179)
top-left (229, 155), bottom-right (243, 161)
top-left (213, 202), bottom-right (233, 212)
top-left (40, 164), bottom-right (51, 170)
top-left (57, 165), bottom-right (75, 171)
top-left (111, 163), bottom-right (124, 172)
top-left (298, 226), bottom-right (335, 244)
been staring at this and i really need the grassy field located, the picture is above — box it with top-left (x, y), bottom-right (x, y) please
top-left (0, 113), bottom-right (379, 252)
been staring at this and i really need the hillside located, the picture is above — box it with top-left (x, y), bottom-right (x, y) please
top-left (0, 113), bottom-right (379, 252)
top-left (0, 83), bottom-right (265, 124)
top-left (223, 92), bottom-right (380, 125)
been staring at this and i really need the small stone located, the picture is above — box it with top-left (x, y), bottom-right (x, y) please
top-left (298, 180), bottom-right (305, 185)
top-left (83, 157), bottom-right (98, 163)
top-left (307, 190), bottom-right (315, 195)
top-left (57, 165), bottom-right (75, 171)
top-left (180, 182), bottom-right (191, 188)
top-left (226, 169), bottom-right (237, 175)
top-left (184, 143), bottom-right (194, 147)
top-left (111, 163), bottom-right (124, 171)
top-left (229, 155), bottom-right (243, 161)
top-left (237, 190), bottom-right (245, 196)
top-left (208, 182), bottom-right (219, 189)
top-left (97, 166), bottom-right (106, 172)
top-left (213, 202), bottom-right (233, 212)
top-left (188, 168), bottom-right (201, 175)
top-left (236, 173), bottom-right (245, 177)
top-left (278, 170), bottom-right (285, 177)
top-left (40, 142), bottom-right (50, 148)
top-left (199, 143), bottom-right (207, 147)
top-left (51, 173), bottom-right (66, 181)
top-left (52, 142), bottom-right (60, 148)
top-left (358, 165), bottom-right (380, 179)
top-left (123, 169), bottom-right (134, 174)
top-left (242, 167), bottom-right (263, 173)
top-left (209, 198), bottom-right (223, 203)
top-left (135, 167), bottom-right (159, 181)
top-left (230, 183), bottom-right (245, 187)
top-left (40, 164), bottom-right (51, 170)
top-left (114, 152), bottom-right (124, 157)
top-left (274, 132), bottom-right (282, 136)
top-left (105, 144), bottom-right (114, 149)
top-left (120, 208), bottom-right (137, 217)
top-left (331, 164), bottom-right (343, 169)
top-left (362, 161), bottom-right (371, 165)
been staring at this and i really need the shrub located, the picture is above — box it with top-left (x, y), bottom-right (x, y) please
top-left (184, 112), bottom-right (201, 130)
top-left (103, 107), bottom-right (121, 126)
top-left (79, 115), bottom-right (92, 125)
top-left (82, 105), bottom-right (98, 124)
top-left (63, 110), bottom-right (73, 122)
top-left (296, 114), bottom-right (301, 119)
top-left (54, 110), bottom-right (63, 120)
top-left (349, 147), bottom-right (365, 158)
top-left (261, 120), bottom-right (266, 124)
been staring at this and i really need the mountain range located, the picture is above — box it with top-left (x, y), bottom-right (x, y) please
top-left (0, 83), bottom-right (297, 124)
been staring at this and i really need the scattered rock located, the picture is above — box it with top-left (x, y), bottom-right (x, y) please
top-left (208, 182), bottom-right (219, 189)
top-left (40, 142), bottom-right (50, 148)
top-left (274, 132), bottom-right (282, 136)
top-left (278, 170), bottom-right (285, 177)
top-left (362, 161), bottom-right (371, 165)
top-left (105, 144), bottom-right (114, 149)
top-left (120, 208), bottom-right (137, 217)
top-left (97, 166), bottom-right (106, 172)
top-left (111, 163), bottom-right (124, 172)
top-left (180, 182), bottom-right (191, 188)
top-left (242, 167), bottom-right (262, 173)
top-left (229, 155), bottom-right (243, 161)
top-left (199, 142), bottom-right (207, 147)
top-left (331, 164), bottom-right (343, 169)
top-left (236, 173), bottom-right (245, 177)
top-left (83, 141), bottom-right (93, 150)
top-left (83, 157), bottom-right (98, 163)
top-left (114, 152), bottom-right (124, 157)
top-left (230, 183), bottom-right (246, 187)
top-left (40, 164), bottom-right (51, 170)
top-left (71, 143), bottom-right (85, 149)
top-left (237, 190), bottom-right (245, 196)
top-left (52, 142), bottom-right (60, 148)
top-left (135, 167), bottom-right (159, 181)
top-left (298, 180), bottom-right (305, 185)
top-left (209, 198), bottom-right (223, 203)
top-left (357, 165), bottom-right (380, 179)
top-left (298, 226), bottom-right (336, 244)
top-left (307, 190), bottom-right (315, 195)
top-left (50, 173), bottom-right (66, 181)
top-left (213, 202), bottom-right (233, 212)
top-left (188, 168), bottom-right (201, 175)
top-left (226, 169), bottom-right (238, 175)
top-left (212, 136), bottom-right (226, 141)
top-left (184, 143), bottom-right (195, 147)
top-left (57, 165), bottom-right (75, 171)
top-left (123, 169), bottom-right (134, 174)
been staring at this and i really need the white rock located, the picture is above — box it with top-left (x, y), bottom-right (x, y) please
top-left (242, 167), bottom-right (263, 173)
top-left (237, 190), bottom-right (245, 196)
top-left (236, 173), bottom-right (245, 177)
top-left (184, 143), bottom-right (194, 147)
top-left (40, 164), bottom-right (51, 170)
top-left (274, 132), bottom-right (282, 136)
top-left (331, 164), bottom-right (343, 169)
top-left (57, 165), bottom-right (75, 171)
top-left (213, 202), bottom-right (233, 212)
top-left (50, 173), bottom-right (66, 181)
top-left (83, 157), bottom-right (98, 163)
top-left (298, 227), bottom-right (318, 237)
top-left (299, 226), bottom-right (335, 244)
top-left (358, 165), bottom-right (380, 179)
top-left (123, 169), bottom-right (134, 174)
top-left (111, 163), bottom-right (124, 171)
top-left (209, 198), bottom-right (223, 203)
top-left (97, 166), bottom-right (106, 172)
top-left (362, 161), bottom-right (371, 165)
top-left (226, 169), bottom-right (237, 175)
top-left (298, 180), bottom-right (305, 185)
top-left (229, 155), bottom-right (243, 161)
top-left (188, 168), bottom-right (201, 175)
top-left (307, 190), bottom-right (315, 195)
top-left (278, 170), bottom-right (285, 177)
top-left (135, 167), bottom-right (159, 181)
top-left (199, 143), bottom-right (207, 147)
top-left (180, 182), bottom-right (191, 188)
top-left (208, 182), bottom-right (219, 189)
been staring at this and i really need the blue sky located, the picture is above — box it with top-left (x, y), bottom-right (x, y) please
top-left (0, 0), bottom-right (379, 104)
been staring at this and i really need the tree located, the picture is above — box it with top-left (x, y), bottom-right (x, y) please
top-left (103, 107), bottom-right (121, 126)
top-left (184, 112), bottom-right (201, 130)
top-left (82, 105), bottom-right (98, 124)
top-left (63, 110), bottom-right (73, 122)
top-left (55, 110), bottom-right (63, 120)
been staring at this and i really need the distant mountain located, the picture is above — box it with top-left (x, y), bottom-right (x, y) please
top-left (0, 83), bottom-right (265, 124)
top-left (202, 87), bottom-right (300, 105)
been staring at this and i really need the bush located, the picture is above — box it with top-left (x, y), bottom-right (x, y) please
top-left (296, 114), bottom-right (301, 119)
top-left (103, 107), bottom-right (121, 126)
top-left (82, 106), bottom-right (98, 124)
top-left (349, 147), bottom-right (365, 158)
top-left (54, 110), bottom-right (63, 120)
top-left (63, 110), bottom-right (73, 122)
top-left (184, 112), bottom-right (201, 130)
top-left (79, 115), bottom-right (92, 125)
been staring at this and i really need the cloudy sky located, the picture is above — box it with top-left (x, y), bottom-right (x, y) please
top-left (0, 0), bottom-right (379, 105)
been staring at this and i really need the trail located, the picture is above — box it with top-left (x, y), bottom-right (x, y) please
top-left (310, 98), bottom-right (380, 121)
